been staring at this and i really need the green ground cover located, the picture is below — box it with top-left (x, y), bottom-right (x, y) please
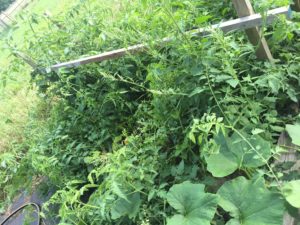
top-left (0, 0), bottom-right (76, 152)
top-left (0, 0), bottom-right (76, 210)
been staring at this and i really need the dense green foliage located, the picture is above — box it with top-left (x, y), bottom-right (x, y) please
top-left (1, 0), bottom-right (300, 224)
top-left (0, 0), bottom-right (14, 12)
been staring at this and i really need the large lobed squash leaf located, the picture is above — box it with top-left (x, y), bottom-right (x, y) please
top-left (166, 181), bottom-right (218, 225)
top-left (217, 177), bottom-right (284, 225)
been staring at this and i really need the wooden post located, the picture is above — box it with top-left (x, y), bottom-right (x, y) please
top-left (292, 0), bottom-right (300, 12)
top-left (14, 52), bottom-right (38, 69)
top-left (232, 0), bottom-right (273, 61)
top-left (276, 132), bottom-right (300, 225)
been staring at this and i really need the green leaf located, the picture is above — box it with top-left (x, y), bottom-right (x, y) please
top-left (188, 87), bottom-right (205, 97)
top-left (111, 181), bottom-right (128, 201)
top-left (190, 65), bottom-right (202, 76)
top-left (282, 180), bottom-right (300, 208)
top-left (195, 15), bottom-right (212, 24)
top-left (214, 75), bottom-right (239, 88)
top-left (177, 160), bottom-right (185, 175)
top-left (205, 132), bottom-right (271, 177)
top-left (217, 177), bottom-right (284, 225)
top-left (111, 192), bottom-right (141, 220)
top-left (205, 147), bottom-right (237, 177)
top-left (166, 181), bottom-right (218, 225)
top-left (286, 124), bottom-right (300, 146)
top-left (251, 128), bottom-right (264, 135)
top-left (215, 75), bottom-right (232, 82)
top-left (226, 79), bottom-right (239, 88)
top-left (268, 79), bottom-right (280, 94)
top-left (287, 89), bottom-right (298, 103)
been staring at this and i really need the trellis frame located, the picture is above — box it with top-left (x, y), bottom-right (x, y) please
top-left (232, 0), bottom-right (274, 60)
top-left (49, 6), bottom-right (291, 71)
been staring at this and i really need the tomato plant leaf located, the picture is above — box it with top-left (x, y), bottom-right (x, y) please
top-left (226, 79), bottom-right (239, 88)
top-left (217, 177), bottom-right (284, 225)
top-left (195, 15), bottom-right (212, 24)
top-left (111, 192), bottom-right (141, 220)
top-left (188, 87), bottom-right (205, 97)
top-left (166, 181), bottom-right (218, 225)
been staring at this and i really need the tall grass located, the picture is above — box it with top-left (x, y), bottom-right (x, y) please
top-left (0, 0), bottom-right (78, 154)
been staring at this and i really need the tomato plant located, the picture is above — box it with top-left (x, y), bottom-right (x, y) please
top-left (1, 0), bottom-right (300, 224)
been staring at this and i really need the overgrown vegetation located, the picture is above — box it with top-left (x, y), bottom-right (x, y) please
top-left (1, 0), bottom-right (300, 224)
top-left (0, 0), bottom-right (79, 210)
top-left (0, 0), bottom-right (14, 12)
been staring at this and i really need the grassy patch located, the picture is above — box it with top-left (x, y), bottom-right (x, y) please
top-left (0, 0), bottom-right (77, 154)
top-left (0, 89), bottom-right (37, 152)
top-left (0, 0), bottom-right (79, 210)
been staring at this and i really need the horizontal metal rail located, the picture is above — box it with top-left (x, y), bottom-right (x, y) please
top-left (51, 6), bottom-right (290, 71)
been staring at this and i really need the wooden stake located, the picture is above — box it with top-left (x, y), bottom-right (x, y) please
top-left (14, 52), bottom-right (38, 69)
top-left (292, 0), bottom-right (300, 12)
top-left (232, 0), bottom-right (274, 61)
top-left (276, 132), bottom-right (300, 225)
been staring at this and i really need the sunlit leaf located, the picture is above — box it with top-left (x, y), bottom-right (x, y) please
top-left (282, 180), bottom-right (300, 208)
top-left (218, 177), bottom-right (284, 225)
top-left (205, 132), bottom-right (271, 177)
